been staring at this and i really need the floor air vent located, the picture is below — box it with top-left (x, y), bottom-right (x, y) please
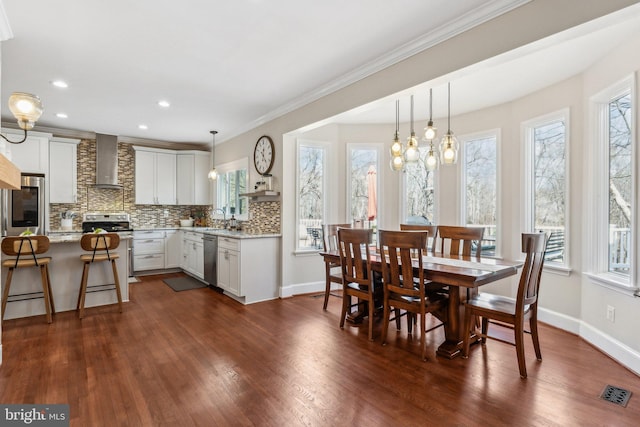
top-left (601, 385), bottom-right (632, 407)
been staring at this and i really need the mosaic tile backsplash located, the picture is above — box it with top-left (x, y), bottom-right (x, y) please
top-left (49, 139), bottom-right (281, 234)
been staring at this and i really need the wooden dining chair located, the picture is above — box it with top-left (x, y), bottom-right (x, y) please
top-left (379, 230), bottom-right (447, 361)
top-left (399, 224), bottom-right (438, 253)
top-left (462, 232), bottom-right (547, 378)
top-left (321, 223), bottom-right (352, 310)
top-left (436, 225), bottom-right (485, 257)
top-left (337, 228), bottom-right (378, 341)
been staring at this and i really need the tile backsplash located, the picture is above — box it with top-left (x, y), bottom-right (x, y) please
top-left (49, 139), bottom-right (280, 234)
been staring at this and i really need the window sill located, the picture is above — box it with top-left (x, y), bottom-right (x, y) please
top-left (543, 263), bottom-right (572, 276)
top-left (585, 272), bottom-right (639, 297)
top-left (294, 249), bottom-right (322, 256)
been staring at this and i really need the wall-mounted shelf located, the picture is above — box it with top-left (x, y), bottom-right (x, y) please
top-left (240, 190), bottom-right (280, 201)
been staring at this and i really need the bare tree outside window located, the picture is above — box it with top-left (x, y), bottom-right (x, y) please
top-left (464, 136), bottom-right (497, 256)
top-left (533, 120), bottom-right (566, 262)
top-left (608, 93), bottom-right (632, 274)
top-left (298, 145), bottom-right (324, 249)
top-left (350, 148), bottom-right (377, 229)
top-left (405, 148), bottom-right (435, 224)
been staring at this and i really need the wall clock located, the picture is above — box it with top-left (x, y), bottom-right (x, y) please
top-left (254, 135), bottom-right (274, 175)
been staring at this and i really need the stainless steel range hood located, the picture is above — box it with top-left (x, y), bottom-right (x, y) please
top-left (95, 133), bottom-right (122, 189)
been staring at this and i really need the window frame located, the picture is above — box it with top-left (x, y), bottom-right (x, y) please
top-left (214, 157), bottom-right (249, 221)
top-left (345, 143), bottom-right (383, 228)
top-left (295, 139), bottom-right (330, 253)
top-left (459, 129), bottom-right (501, 258)
top-left (521, 108), bottom-right (571, 274)
top-left (586, 75), bottom-right (637, 294)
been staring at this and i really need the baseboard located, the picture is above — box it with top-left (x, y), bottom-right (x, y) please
top-left (280, 281), bottom-right (340, 298)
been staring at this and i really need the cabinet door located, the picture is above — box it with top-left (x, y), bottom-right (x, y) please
top-left (195, 242), bottom-right (204, 279)
top-left (217, 249), bottom-right (230, 290)
top-left (135, 150), bottom-right (156, 204)
top-left (49, 140), bottom-right (79, 203)
top-left (227, 250), bottom-right (240, 295)
top-left (176, 154), bottom-right (195, 205)
top-left (193, 152), bottom-right (211, 204)
top-left (155, 152), bottom-right (176, 205)
top-left (3, 132), bottom-right (50, 174)
top-left (165, 230), bottom-right (182, 269)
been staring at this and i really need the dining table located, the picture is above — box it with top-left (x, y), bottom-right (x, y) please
top-left (319, 248), bottom-right (522, 358)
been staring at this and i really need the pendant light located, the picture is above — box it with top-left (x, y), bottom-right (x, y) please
top-left (208, 130), bottom-right (218, 180)
top-left (439, 82), bottom-right (459, 165)
top-left (404, 95), bottom-right (419, 163)
top-left (424, 88), bottom-right (439, 171)
top-left (389, 100), bottom-right (404, 171)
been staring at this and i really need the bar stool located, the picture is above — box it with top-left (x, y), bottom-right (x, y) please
top-left (77, 233), bottom-right (123, 319)
top-left (1, 236), bottom-right (55, 323)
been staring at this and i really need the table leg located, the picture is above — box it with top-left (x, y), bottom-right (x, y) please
top-left (436, 286), bottom-right (479, 358)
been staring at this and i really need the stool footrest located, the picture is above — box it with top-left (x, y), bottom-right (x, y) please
top-left (85, 283), bottom-right (117, 293)
top-left (6, 291), bottom-right (46, 303)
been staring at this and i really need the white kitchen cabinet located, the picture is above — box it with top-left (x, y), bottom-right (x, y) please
top-left (133, 146), bottom-right (177, 205)
top-left (49, 137), bottom-right (80, 203)
top-left (216, 236), bottom-right (279, 304)
top-left (1, 129), bottom-right (51, 174)
top-left (165, 230), bottom-right (182, 269)
top-left (133, 230), bottom-right (166, 271)
top-left (182, 231), bottom-right (204, 279)
top-left (176, 151), bottom-right (211, 205)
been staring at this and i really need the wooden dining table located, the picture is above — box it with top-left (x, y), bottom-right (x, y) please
top-left (320, 249), bottom-right (522, 358)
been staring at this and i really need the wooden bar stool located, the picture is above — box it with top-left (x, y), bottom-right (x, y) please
top-left (1, 236), bottom-right (55, 323)
top-left (77, 233), bottom-right (123, 319)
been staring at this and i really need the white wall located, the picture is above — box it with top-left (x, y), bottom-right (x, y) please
top-left (214, 0), bottom-right (640, 369)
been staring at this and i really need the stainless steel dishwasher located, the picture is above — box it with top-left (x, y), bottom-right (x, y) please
top-left (202, 234), bottom-right (218, 287)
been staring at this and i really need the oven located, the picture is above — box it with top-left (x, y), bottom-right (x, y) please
top-left (82, 213), bottom-right (133, 276)
top-left (2, 173), bottom-right (46, 236)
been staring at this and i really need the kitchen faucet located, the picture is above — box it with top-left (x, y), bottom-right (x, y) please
top-left (212, 208), bottom-right (228, 229)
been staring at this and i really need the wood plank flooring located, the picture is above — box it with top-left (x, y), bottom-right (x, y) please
top-left (1, 273), bottom-right (639, 426)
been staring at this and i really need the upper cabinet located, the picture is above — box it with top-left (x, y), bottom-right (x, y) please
top-left (49, 137), bottom-right (80, 203)
top-left (0, 129), bottom-right (52, 174)
top-left (133, 146), bottom-right (177, 205)
top-left (176, 151), bottom-right (211, 205)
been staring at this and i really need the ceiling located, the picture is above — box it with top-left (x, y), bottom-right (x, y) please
top-left (0, 0), bottom-right (527, 145)
top-left (1, 1), bottom-right (639, 146)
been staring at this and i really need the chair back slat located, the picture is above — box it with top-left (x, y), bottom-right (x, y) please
top-left (517, 232), bottom-right (548, 308)
top-left (337, 228), bottom-right (373, 288)
top-left (437, 225), bottom-right (484, 257)
top-left (379, 230), bottom-right (427, 298)
top-left (400, 224), bottom-right (437, 252)
top-left (322, 223), bottom-right (352, 252)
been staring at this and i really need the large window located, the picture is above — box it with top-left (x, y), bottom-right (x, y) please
top-left (215, 158), bottom-right (248, 220)
top-left (403, 147), bottom-right (436, 224)
top-left (461, 132), bottom-right (498, 257)
top-left (523, 110), bottom-right (569, 267)
top-left (347, 144), bottom-right (381, 230)
top-left (296, 141), bottom-right (327, 250)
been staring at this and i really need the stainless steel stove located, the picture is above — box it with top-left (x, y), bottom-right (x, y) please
top-left (82, 212), bottom-right (132, 233)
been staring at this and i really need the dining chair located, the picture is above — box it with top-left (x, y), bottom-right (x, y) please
top-left (337, 227), bottom-right (378, 341)
top-left (321, 223), bottom-right (352, 310)
top-left (1, 235), bottom-right (55, 324)
top-left (400, 224), bottom-right (438, 252)
top-left (462, 232), bottom-right (547, 378)
top-left (379, 230), bottom-right (448, 361)
top-left (436, 225), bottom-right (485, 257)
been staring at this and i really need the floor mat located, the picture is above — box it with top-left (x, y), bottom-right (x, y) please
top-left (163, 276), bottom-right (207, 292)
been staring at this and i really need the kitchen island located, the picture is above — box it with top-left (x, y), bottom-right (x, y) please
top-left (1, 233), bottom-right (130, 321)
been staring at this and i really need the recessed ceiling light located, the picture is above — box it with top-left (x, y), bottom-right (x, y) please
top-left (51, 80), bottom-right (68, 88)
top-left (138, 124), bottom-right (148, 130)
top-left (158, 100), bottom-right (170, 108)
top-left (56, 112), bottom-right (68, 118)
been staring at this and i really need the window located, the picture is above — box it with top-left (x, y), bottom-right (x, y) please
top-left (461, 131), bottom-right (498, 257)
top-left (403, 147), bottom-right (436, 225)
top-left (523, 110), bottom-right (569, 267)
top-left (347, 144), bottom-right (381, 230)
top-left (296, 140), bottom-right (327, 251)
top-left (215, 158), bottom-right (248, 220)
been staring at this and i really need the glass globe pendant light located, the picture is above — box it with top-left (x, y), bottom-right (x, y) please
top-left (389, 100), bottom-right (404, 171)
top-left (423, 88), bottom-right (439, 171)
top-left (404, 95), bottom-right (420, 163)
top-left (439, 82), bottom-right (459, 165)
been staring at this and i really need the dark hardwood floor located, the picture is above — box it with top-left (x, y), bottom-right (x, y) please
top-left (1, 273), bottom-right (639, 426)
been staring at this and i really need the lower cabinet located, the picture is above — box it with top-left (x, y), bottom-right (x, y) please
top-left (182, 231), bottom-right (204, 280)
top-left (165, 230), bottom-right (182, 269)
top-left (216, 235), bottom-right (279, 304)
top-left (133, 230), bottom-right (166, 271)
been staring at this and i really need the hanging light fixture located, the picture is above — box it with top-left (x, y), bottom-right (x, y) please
top-left (424, 88), bottom-right (439, 171)
top-left (389, 100), bottom-right (404, 172)
top-left (439, 82), bottom-right (459, 165)
top-left (0, 92), bottom-right (44, 144)
top-left (208, 130), bottom-right (218, 180)
top-left (404, 95), bottom-right (419, 163)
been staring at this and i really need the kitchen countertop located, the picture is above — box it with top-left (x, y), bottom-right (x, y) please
top-left (135, 226), bottom-right (281, 239)
top-left (47, 233), bottom-right (133, 244)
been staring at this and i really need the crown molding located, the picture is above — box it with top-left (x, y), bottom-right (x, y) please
top-left (220, 0), bottom-right (530, 142)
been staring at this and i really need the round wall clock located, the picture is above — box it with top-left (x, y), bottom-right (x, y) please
top-left (254, 135), bottom-right (274, 175)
